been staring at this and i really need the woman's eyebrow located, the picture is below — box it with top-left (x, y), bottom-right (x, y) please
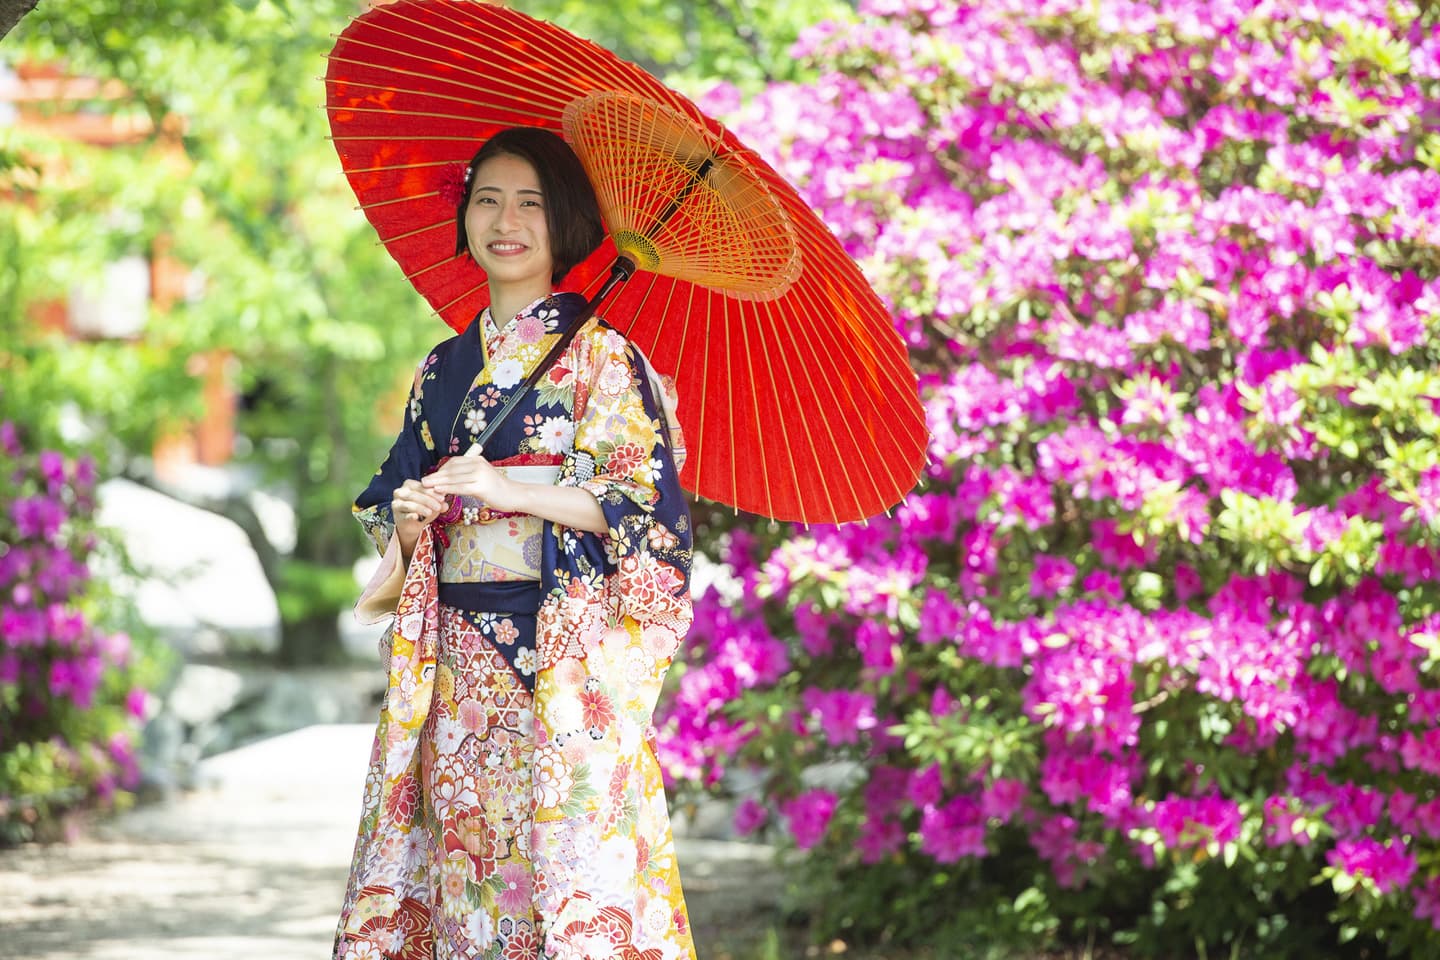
top-left (473, 185), bottom-right (544, 195)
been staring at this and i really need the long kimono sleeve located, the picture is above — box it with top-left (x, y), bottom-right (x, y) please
top-left (354, 357), bottom-right (439, 555)
top-left (352, 357), bottom-right (441, 625)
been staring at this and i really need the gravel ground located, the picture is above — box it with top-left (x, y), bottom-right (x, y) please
top-left (0, 724), bottom-right (785, 960)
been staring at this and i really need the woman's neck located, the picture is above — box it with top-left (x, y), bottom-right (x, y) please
top-left (488, 282), bottom-right (553, 329)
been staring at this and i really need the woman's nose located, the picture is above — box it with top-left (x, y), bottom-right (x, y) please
top-left (498, 198), bottom-right (521, 229)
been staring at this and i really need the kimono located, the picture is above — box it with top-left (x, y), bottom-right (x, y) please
top-left (334, 293), bottom-right (696, 960)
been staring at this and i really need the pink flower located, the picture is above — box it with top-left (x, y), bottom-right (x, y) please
top-left (1401, 730), bottom-right (1440, 777)
top-left (918, 794), bottom-right (986, 863)
top-left (781, 790), bottom-right (838, 851)
top-left (733, 797), bottom-right (768, 836)
top-left (1327, 838), bottom-right (1417, 895)
top-left (1415, 875), bottom-right (1440, 931)
top-left (981, 778), bottom-right (1028, 823)
top-left (800, 687), bottom-right (878, 745)
top-left (495, 862), bottom-right (532, 915)
top-left (1031, 554), bottom-right (1076, 598)
top-left (854, 620), bottom-right (899, 673)
top-left (1090, 519), bottom-right (1155, 570)
top-left (1149, 793), bottom-right (1243, 850)
top-left (908, 763), bottom-right (944, 809)
top-left (856, 815), bottom-right (907, 864)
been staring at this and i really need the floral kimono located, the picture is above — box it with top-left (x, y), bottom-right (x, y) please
top-left (335, 293), bottom-right (696, 960)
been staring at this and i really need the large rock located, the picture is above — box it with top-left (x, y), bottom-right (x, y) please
top-left (97, 478), bottom-right (280, 656)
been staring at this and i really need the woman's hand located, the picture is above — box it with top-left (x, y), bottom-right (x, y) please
top-left (422, 450), bottom-right (607, 533)
top-left (420, 451), bottom-right (516, 510)
top-left (390, 479), bottom-right (448, 565)
top-left (391, 479), bottom-right (448, 541)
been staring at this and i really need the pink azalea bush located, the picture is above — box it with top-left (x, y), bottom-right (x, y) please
top-left (0, 421), bottom-right (155, 843)
top-left (660, 1), bottom-right (1440, 954)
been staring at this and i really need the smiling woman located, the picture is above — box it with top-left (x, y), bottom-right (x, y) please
top-left (336, 128), bottom-right (698, 960)
top-left (463, 153), bottom-right (556, 314)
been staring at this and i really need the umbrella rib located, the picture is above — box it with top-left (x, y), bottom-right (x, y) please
top-left (735, 296), bottom-right (778, 519)
top-left (402, 253), bottom-right (460, 283)
top-left (325, 63), bottom-right (567, 112)
top-left (638, 269), bottom-right (683, 360)
top-left (357, 191), bottom-right (442, 211)
top-left (389, 0), bottom-right (648, 100)
top-left (746, 295), bottom-right (809, 519)
top-left (757, 286), bottom-right (850, 522)
top-left (787, 213), bottom-right (926, 405)
top-left (721, 291), bottom-right (743, 515)
top-left (781, 268), bottom-right (921, 513)
top-left (436, 276), bottom-right (490, 316)
top-left (771, 290), bottom-right (871, 521)
top-left (432, 2), bottom-right (667, 97)
top-left (326, 46), bottom-right (576, 110)
top-left (671, 282), bottom-right (702, 492)
top-left (336, 159), bottom-right (451, 174)
top-left (325, 100), bottom-right (562, 127)
top-left (333, 12), bottom-right (594, 102)
top-left (374, 217), bottom-right (451, 244)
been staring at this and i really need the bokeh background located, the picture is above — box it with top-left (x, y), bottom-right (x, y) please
top-left (5, 1), bottom-right (1440, 958)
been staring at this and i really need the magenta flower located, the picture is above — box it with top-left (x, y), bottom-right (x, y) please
top-left (11, 496), bottom-right (66, 541)
top-left (800, 687), bottom-right (878, 746)
top-left (918, 793), bottom-right (986, 863)
top-left (781, 790), bottom-right (839, 851)
top-left (1030, 554), bottom-right (1077, 598)
top-left (856, 815), bottom-right (907, 864)
top-left (1327, 838), bottom-right (1417, 895)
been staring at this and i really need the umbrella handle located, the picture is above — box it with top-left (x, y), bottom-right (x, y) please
top-left (468, 256), bottom-right (637, 457)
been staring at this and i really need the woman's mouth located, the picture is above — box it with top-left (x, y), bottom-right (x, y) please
top-left (488, 241), bottom-right (528, 255)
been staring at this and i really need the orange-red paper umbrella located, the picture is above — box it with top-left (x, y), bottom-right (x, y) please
top-left (325, 0), bottom-right (926, 524)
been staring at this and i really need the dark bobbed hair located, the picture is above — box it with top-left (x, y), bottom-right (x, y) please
top-left (453, 127), bottom-right (605, 285)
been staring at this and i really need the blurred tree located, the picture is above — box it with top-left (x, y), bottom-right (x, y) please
top-left (3, 0), bottom-right (842, 664)
top-left (0, 0), bottom-right (39, 42)
top-left (7, 0), bottom-right (434, 664)
top-left (525, 0), bottom-right (853, 89)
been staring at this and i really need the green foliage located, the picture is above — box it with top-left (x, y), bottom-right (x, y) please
top-left (523, 0), bottom-right (851, 90)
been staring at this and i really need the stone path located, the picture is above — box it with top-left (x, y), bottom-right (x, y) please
top-left (1, 724), bottom-right (784, 960)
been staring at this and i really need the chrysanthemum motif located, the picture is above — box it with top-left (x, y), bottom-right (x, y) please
top-left (515, 314), bottom-right (546, 343)
top-left (536, 417), bottom-right (576, 454)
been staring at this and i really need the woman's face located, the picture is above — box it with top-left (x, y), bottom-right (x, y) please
top-left (464, 152), bottom-right (554, 292)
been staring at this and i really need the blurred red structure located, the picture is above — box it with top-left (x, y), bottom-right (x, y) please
top-left (2, 60), bottom-right (235, 476)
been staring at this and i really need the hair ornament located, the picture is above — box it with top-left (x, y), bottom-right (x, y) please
top-left (437, 162), bottom-right (470, 207)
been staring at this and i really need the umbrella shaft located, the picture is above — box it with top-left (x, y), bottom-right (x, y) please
top-left (645, 157), bottom-right (714, 239)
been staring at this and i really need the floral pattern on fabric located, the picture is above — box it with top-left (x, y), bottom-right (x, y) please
top-left (337, 294), bottom-right (695, 960)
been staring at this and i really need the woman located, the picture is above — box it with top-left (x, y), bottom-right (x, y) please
top-left (334, 128), bottom-right (697, 960)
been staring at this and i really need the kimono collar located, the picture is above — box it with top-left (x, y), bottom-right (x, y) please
top-left (471, 293), bottom-right (587, 368)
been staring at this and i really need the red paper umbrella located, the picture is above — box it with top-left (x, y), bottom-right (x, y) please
top-left (325, 0), bottom-right (926, 524)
